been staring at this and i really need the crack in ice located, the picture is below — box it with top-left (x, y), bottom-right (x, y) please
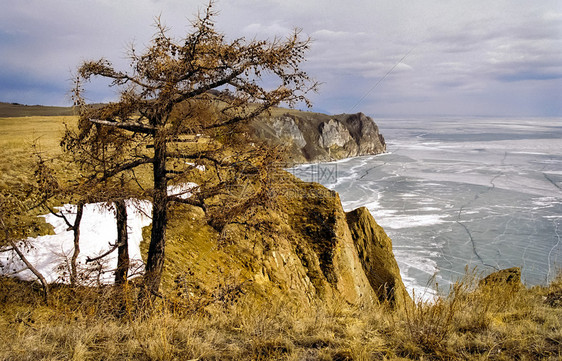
top-left (455, 172), bottom-right (502, 270)
top-left (547, 219), bottom-right (561, 281)
top-left (543, 172), bottom-right (562, 191)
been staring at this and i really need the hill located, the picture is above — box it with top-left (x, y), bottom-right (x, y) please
top-left (0, 102), bottom-right (75, 117)
top-left (252, 111), bottom-right (386, 162)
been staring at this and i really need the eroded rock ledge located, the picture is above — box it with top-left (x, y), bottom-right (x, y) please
top-left (161, 111), bottom-right (397, 307)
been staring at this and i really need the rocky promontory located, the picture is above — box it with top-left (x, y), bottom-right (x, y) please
top-left (158, 173), bottom-right (408, 308)
top-left (250, 111), bottom-right (386, 163)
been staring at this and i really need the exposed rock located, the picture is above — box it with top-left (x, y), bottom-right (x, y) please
top-left (250, 111), bottom-right (386, 163)
top-left (149, 110), bottom-right (395, 307)
top-left (479, 267), bottom-right (522, 289)
top-left (269, 116), bottom-right (307, 148)
top-left (544, 278), bottom-right (562, 307)
top-left (158, 173), bottom-right (407, 307)
top-left (346, 207), bottom-right (410, 306)
top-left (319, 119), bottom-right (354, 149)
top-left (344, 113), bottom-right (387, 155)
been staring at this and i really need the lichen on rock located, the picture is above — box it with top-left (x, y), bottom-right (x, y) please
top-left (479, 267), bottom-right (523, 289)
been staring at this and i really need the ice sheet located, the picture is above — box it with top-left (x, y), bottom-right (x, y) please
top-left (294, 117), bottom-right (562, 294)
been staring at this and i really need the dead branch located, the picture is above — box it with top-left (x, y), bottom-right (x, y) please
top-left (89, 118), bottom-right (156, 134)
top-left (1, 217), bottom-right (50, 304)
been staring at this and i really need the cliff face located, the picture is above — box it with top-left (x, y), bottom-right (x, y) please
top-left (158, 173), bottom-right (407, 308)
top-left (346, 207), bottom-right (409, 306)
top-left (250, 112), bottom-right (386, 163)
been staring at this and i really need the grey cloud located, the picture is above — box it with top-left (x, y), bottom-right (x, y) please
top-left (241, 23), bottom-right (293, 37)
top-left (0, 0), bottom-right (560, 116)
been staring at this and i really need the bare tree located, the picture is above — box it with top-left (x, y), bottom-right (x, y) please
top-left (43, 202), bottom-right (84, 287)
top-left (34, 151), bottom-right (87, 287)
top-left (65, 2), bottom-right (316, 304)
top-left (69, 202), bottom-right (84, 286)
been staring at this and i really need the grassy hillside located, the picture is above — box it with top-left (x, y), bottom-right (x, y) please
top-left (0, 115), bottom-right (71, 188)
top-left (0, 101), bottom-right (321, 119)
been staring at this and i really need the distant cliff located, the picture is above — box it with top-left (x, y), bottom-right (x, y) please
top-left (250, 112), bottom-right (386, 163)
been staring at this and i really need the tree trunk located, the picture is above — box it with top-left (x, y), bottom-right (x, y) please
top-left (141, 132), bottom-right (168, 304)
top-left (114, 199), bottom-right (129, 285)
top-left (70, 202), bottom-right (84, 287)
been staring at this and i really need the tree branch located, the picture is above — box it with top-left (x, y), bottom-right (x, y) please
top-left (167, 195), bottom-right (206, 209)
top-left (1, 218), bottom-right (50, 304)
top-left (43, 203), bottom-right (74, 230)
top-left (166, 152), bottom-right (228, 167)
top-left (203, 100), bottom-right (274, 129)
top-left (165, 152), bottom-right (202, 160)
top-left (97, 157), bottom-right (155, 181)
top-left (70, 202), bottom-right (84, 287)
top-left (176, 67), bottom-right (247, 104)
top-left (89, 119), bottom-right (156, 134)
top-left (85, 242), bottom-right (123, 263)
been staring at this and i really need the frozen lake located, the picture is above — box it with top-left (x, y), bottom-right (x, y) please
top-left (291, 117), bottom-right (562, 296)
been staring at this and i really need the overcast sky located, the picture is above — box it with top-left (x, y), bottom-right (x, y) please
top-left (1, 0), bottom-right (561, 117)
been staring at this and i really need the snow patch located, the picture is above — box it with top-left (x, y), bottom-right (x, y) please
top-left (167, 182), bottom-right (199, 199)
top-left (1, 182), bottom-right (198, 285)
top-left (1, 200), bottom-right (152, 284)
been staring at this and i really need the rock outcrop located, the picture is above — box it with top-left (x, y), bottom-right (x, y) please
top-left (346, 207), bottom-right (409, 306)
top-left (250, 111), bottom-right (386, 163)
top-left (158, 173), bottom-right (407, 308)
top-left (479, 267), bottom-right (523, 289)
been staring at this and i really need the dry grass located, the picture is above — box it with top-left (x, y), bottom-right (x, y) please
top-left (0, 116), bottom-right (76, 240)
top-left (1, 272), bottom-right (561, 360)
top-left (0, 116), bottom-right (72, 187)
top-left (0, 277), bottom-right (387, 361)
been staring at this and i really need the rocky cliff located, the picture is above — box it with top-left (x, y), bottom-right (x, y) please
top-left (250, 111), bottom-right (386, 163)
top-left (346, 207), bottom-right (410, 306)
top-left (154, 173), bottom-right (407, 308)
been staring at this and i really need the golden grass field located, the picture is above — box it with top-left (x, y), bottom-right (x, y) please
top-left (1, 271), bottom-right (561, 360)
top-left (0, 115), bottom-right (70, 187)
top-left (1, 111), bottom-right (561, 360)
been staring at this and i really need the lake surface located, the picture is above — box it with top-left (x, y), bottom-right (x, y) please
top-left (290, 117), bottom-right (562, 296)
